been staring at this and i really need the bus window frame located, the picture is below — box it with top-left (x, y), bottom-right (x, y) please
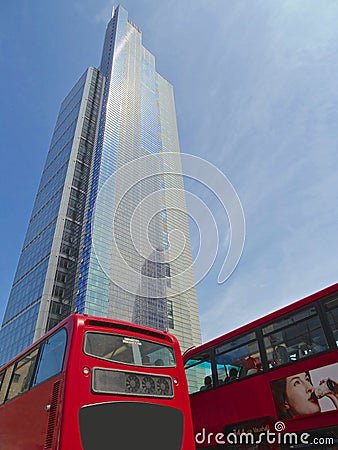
top-left (0, 371), bottom-right (4, 390)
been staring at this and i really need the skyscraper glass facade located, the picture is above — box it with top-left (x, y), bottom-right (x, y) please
top-left (0, 6), bottom-right (201, 366)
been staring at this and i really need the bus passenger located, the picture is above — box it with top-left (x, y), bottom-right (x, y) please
top-left (224, 368), bottom-right (238, 383)
top-left (200, 376), bottom-right (212, 391)
top-left (154, 358), bottom-right (164, 366)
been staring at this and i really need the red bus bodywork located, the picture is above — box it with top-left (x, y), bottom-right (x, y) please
top-left (184, 284), bottom-right (338, 449)
top-left (0, 315), bottom-right (194, 450)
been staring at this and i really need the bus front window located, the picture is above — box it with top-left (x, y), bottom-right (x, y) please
top-left (84, 332), bottom-right (176, 367)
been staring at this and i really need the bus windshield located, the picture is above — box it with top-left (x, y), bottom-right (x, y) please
top-left (84, 332), bottom-right (176, 367)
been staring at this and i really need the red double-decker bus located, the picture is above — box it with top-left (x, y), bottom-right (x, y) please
top-left (0, 314), bottom-right (194, 450)
top-left (184, 283), bottom-right (338, 449)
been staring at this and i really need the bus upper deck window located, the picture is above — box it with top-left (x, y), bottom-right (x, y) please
top-left (33, 328), bottom-right (67, 386)
top-left (323, 297), bottom-right (338, 346)
top-left (84, 332), bottom-right (176, 368)
top-left (184, 351), bottom-right (212, 394)
top-left (6, 348), bottom-right (39, 401)
top-left (263, 306), bottom-right (329, 367)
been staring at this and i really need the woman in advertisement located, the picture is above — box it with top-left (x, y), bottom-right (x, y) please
top-left (272, 371), bottom-right (338, 419)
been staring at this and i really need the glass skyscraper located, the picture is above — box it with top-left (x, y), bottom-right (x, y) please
top-left (0, 6), bottom-right (201, 366)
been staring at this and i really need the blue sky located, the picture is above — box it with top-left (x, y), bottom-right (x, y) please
top-left (1, 0), bottom-right (337, 342)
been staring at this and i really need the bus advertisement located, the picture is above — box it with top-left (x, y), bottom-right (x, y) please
top-left (184, 283), bottom-right (338, 449)
top-left (0, 314), bottom-right (194, 450)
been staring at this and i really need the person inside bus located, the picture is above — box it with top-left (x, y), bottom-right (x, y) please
top-left (154, 358), bottom-right (164, 366)
top-left (273, 371), bottom-right (338, 419)
top-left (272, 345), bottom-right (290, 366)
top-left (223, 367), bottom-right (238, 384)
top-left (200, 376), bottom-right (212, 391)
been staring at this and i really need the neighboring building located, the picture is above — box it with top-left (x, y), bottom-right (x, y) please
top-left (0, 5), bottom-right (201, 366)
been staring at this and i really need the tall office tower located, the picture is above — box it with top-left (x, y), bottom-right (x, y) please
top-left (0, 6), bottom-right (201, 366)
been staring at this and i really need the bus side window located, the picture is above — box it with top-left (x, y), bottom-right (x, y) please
top-left (184, 351), bottom-right (213, 394)
top-left (262, 306), bottom-right (329, 367)
top-left (6, 348), bottom-right (40, 402)
top-left (0, 370), bottom-right (7, 405)
top-left (0, 366), bottom-right (14, 405)
top-left (323, 297), bottom-right (338, 346)
top-left (33, 328), bottom-right (67, 386)
top-left (215, 332), bottom-right (261, 384)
